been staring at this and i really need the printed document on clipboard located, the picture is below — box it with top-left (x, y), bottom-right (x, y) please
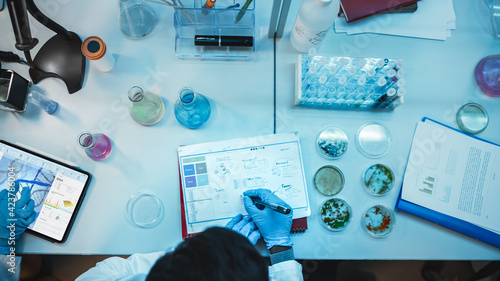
top-left (178, 133), bottom-right (311, 237)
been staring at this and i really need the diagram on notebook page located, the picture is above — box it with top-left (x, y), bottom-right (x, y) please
top-left (178, 133), bottom-right (310, 234)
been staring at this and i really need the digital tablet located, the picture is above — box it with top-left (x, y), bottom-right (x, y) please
top-left (0, 140), bottom-right (91, 243)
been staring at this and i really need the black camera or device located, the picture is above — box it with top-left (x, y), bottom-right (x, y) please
top-left (0, 69), bottom-right (30, 112)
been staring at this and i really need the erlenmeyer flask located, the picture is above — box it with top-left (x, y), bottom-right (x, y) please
top-left (128, 86), bottom-right (165, 126)
top-left (174, 87), bottom-right (211, 129)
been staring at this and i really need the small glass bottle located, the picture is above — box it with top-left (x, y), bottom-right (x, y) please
top-left (119, 0), bottom-right (157, 39)
top-left (77, 132), bottom-right (112, 161)
top-left (81, 36), bottom-right (115, 72)
top-left (28, 91), bottom-right (58, 114)
top-left (174, 87), bottom-right (211, 129)
top-left (128, 86), bottom-right (165, 126)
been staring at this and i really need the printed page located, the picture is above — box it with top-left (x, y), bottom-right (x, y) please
top-left (178, 133), bottom-right (310, 234)
top-left (401, 120), bottom-right (500, 233)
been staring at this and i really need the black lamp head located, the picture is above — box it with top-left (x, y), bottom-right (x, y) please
top-left (4, 0), bottom-right (85, 94)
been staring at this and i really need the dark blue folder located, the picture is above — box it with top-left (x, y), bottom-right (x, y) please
top-left (395, 118), bottom-right (500, 249)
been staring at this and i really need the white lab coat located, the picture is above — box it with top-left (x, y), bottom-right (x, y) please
top-left (76, 251), bottom-right (303, 281)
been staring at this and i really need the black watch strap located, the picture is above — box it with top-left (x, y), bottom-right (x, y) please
top-left (269, 246), bottom-right (294, 265)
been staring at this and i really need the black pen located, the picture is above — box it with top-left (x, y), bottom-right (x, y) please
top-left (251, 197), bottom-right (291, 215)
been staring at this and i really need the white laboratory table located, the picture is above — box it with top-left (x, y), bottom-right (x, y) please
top-left (1, 0), bottom-right (500, 261)
top-left (276, 0), bottom-right (500, 259)
top-left (0, 0), bottom-right (275, 255)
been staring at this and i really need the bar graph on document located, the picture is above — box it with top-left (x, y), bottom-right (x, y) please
top-left (419, 176), bottom-right (435, 195)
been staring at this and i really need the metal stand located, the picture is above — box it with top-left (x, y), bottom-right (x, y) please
top-left (268, 0), bottom-right (292, 38)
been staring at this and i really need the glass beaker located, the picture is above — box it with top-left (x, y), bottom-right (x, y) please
top-left (77, 132), bottom-right (112, 161)
top-left (119, 0), bottom-right (157, 38)
top-left (174, 87), bottom-right (211, 129)
top-left (128, 86), bottom-right (165, 126)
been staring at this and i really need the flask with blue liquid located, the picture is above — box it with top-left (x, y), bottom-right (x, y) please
top-left (174, 87), bottom-right (211, 129)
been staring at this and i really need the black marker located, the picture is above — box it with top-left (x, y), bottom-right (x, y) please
top-left (194, 35), bottom-right (254, 47)
top-left (251, 197), bottom-right (291, 215)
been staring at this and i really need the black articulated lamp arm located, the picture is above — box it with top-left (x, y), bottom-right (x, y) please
top-left (3, 0), bottom-right (86, 94)
top-left (25, 0), bottom-right (72, 40)
top-left (5, 0), bottom-right (38, 51)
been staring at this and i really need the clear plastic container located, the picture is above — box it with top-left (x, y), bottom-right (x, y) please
top-left (362, 164), bottom-right (395, 196)
top-left (355, 122), bottom-right (391, 158)
top-left (456, 103), bottom-right (489, 134)
top-left (313, 165), bottom-right (344, 196)
top-left (295, 55), bottom-right (406, 110)
top-left (319, 198), bottom-right (352, 232)
top-left (174, 0), bottom-right (255, 60)
top-left (316, 127), bottom-right (349, 159)
top-left (126, 191), bottom-right (164, 228)
top-left (362, 204), bottom-right (395, 238)
top-left (290, 0), bottom-right (337, 53)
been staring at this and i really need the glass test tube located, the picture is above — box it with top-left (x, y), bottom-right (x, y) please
top-left (377, 88), bottom-right (397, 107)
top-left (28, 91), bottom-right (58, 114)
top-left (303, 84), bottom-right (317, 99)
top-left (384, 87), bottom-right (406, 109)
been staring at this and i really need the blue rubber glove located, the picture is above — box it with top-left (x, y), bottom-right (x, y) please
top-left (225, 214), bottom-right (261, 245)
top-left (243, 189), bottom-right (293, 249)
top-left (0, 182), bottom-right (36, 254)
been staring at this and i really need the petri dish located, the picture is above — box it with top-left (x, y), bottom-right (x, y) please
top-left (313, 165), bottom-right (345, 196)
top-left (362, 204), bottom-right (395, 238)
top-left (362, 164), bottom-right (395, 196)
top-left (319, 198), bottom-right (352, 232)
top-left (126, 191), bottom-right (164, 228)
top-left (316, 127), bottom-right (349, 159)
top-left (355, 122), bottom-right (391, 158)
top-left (474, 55), bottom-right (500, 97)
top-left (456, 103), bottom-right (489, 135)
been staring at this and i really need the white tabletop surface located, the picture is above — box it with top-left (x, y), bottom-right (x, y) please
top-left (1, 0), bottom-right (499, 260)
top-left (0, 0), bottom-right (275, 255)
top-left (276, 0), bottom-right (500, 259)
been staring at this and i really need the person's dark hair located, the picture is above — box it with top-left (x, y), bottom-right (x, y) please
top-left (146, 227), bottom-right (268, 281)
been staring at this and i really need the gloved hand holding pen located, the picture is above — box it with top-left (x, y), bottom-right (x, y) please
top-left (0, 182), bottom-right (36, 255)
top-left (243, 189), bottom-right (293, 249)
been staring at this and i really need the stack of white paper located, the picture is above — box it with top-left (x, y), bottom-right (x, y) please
top-left (334, 0), bottom-right (456, 40)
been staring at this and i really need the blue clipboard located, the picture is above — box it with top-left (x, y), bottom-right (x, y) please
top-left (395, 117), bottom-right (500, 249)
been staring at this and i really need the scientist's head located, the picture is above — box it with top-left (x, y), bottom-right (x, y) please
top-left (146, 227), bottom-right (268, 281)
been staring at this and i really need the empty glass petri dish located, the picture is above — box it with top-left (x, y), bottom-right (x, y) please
top-left (319, 198), bottom-right (352, 232)
top-left (126, 191), bottom-right (164, 228)
top-left (456, 103), bottom-right (489, 135)
top-left (362, 164), bottom-right (395, 196)
top-left (316, 127), bottom-right (349, 159)
top-left (313, 165), bottom-right (345, 196)
top-left (355, 122), bottom-right (391, 158)
top-left (362, 204), bottom-right (395, 238)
